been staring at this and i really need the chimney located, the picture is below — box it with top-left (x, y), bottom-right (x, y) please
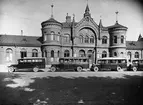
top-left (21, 30), bottom-right (23, 36)
top-left (66, 13), bottom-right (71, 23)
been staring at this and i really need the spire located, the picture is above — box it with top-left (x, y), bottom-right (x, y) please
top-left (84, 0), bottom-right (91, 18)
top-left (51, 1), bottom-right (54, 18)
top-left (85, 0), bottom-right (90, 13)
top-left (115, 11), bottom-right (119, 23)
top-left (138, 33), bottom-right (143, 41)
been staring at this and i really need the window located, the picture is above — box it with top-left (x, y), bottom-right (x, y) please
top-left (114, 52), bottom-right (117, 57)
top-left (80, 35), bottom-right (84, 43)
top-left (102, 36), bottom-right (107, 44)
top-left (85, 35), bottom-right (89, 43)
top-left (32, 49), bottom-right (38, 57)
top-left (90, 36), bottom-right (94, 43)
top-left (51, 31), bottom-right (55, 40)
top-left (135, 52), bottom-right (139, 58)
top-left (57, 32), bottom-right (60, 41)
top-left (21, 49), bottom-right (27, 58)
top-left (102, 51), bottom-right (107, 58)
top-left (87, 50), bottom-right (93, 58)
top-left (57, 51), bottom-right (60, 57)
top-left (6, 48), bottom-right (13, 62)
top-left (121, 36), bottom-right (124, 43)
top-left (64, 50), bottom-right (70, 57)
top-left (51, 50), bottom-right (54, 57)
top-left (127, 51), bottom-right (131, 60)
top-left (114, 36), bottom-right (117, 43)
top-left (44, 35), bottom-right (47, 41)
top-left (64, 34), bottom-right (69, 43)
top-left (79, 50), bottom-right (85, 57)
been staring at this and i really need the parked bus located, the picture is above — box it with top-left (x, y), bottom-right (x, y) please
top-left (50, 57), bottom-right (90, 72)
top-left (8, 57), bottom-right (46, 72)
top-left (90, 57), bottom-right (127, 72)
top-left (131, 59), bottom-right (143, 71)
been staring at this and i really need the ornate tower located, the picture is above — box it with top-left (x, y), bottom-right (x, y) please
top-left (108, 11), bottom-right (128, 58)
top-left (41, 4), bottom-right (62, 65)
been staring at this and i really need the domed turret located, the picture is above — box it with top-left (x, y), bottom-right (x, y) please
top-left (108, 12), bottom-right (128, 58)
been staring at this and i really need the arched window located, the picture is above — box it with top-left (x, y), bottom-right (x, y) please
top-left (127, 51), bottom-right (132, 60)
top-left (57, 51), bottom-right (60, 57)
top-left (64, 34), bottom-right (70, 43)
top-left (64, 50), bottom-right (70, 57)
top-left (6, 48), bottom-right (13, 62)
top-left (79, 50), bottom-right (85, 57)
top-left (114, 52), bottom-right (117, 57)
top-left (32, 49), bottom-right (38, 57)
top-left (85, 35), bottom-right (89, 43)
top-left (102, 36), bottom-right (107, 44)
top-left (79, 35), bottom-right (84, 43)
top-left (90, 36), bottom-right (94, 43)
top-left (121, 36), bottom-right (124, 43)
top-left (87, 50), bottom-right (93, 58)
top-left (57, 32), bottom-right (60, 41)
top-left (51, 31), bottom-right (55, 40)
top-left (121, 52), bottom-right (124, 57)
top-left (114, 36), bottom-right (117, 43)
top-left (51, 50), bottom-right (54, 57)
top-left (20, 48), bottom-right (27, 58)
top-left (102, 51), bottom-right (107, 58)
top-left (135, 52), bottom-right (139, 58)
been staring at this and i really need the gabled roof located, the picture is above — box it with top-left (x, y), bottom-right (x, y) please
top-left (126, 41), bottom-right (143, 50)
top-left (0, 35), bottom-right (42, 47)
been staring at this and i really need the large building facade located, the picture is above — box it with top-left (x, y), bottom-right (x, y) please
top-left (0, 5), bottom-right (143, 65)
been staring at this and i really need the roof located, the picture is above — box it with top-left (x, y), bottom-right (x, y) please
top-left (62, 22), bottom-right (78, 28)
top-left (41, 17), bottom-right (62, 26)
top-left (0, 35), bottom-right (42, 47)
top-left (126, 41), bottom-right (143, 50)
top-left (107, 22), bottom-right (127, 30)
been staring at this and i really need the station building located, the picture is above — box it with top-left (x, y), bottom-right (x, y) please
top-left (0, 4), bottom-right (143, 65)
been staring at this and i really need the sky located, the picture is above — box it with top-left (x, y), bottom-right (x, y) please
top-left (0, 0), bottom-right (143, 41)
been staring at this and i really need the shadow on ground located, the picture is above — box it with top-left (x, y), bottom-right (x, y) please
top-left (0, 73), bottom-right (143, 105)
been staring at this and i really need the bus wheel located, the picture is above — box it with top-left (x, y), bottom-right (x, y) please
top-left (133, 67), bottom-right (137, 72)
top-left (50, 66), bottom-right (56, 72)
top-left (8, 67), bottom-right (15, 72)
top-left (77, 66), bottom-right (82, 72)
top-left (117, 66), bottom-right (122, 72)
top-left (94, 66), bottom-right (99, 72)
top-left (33, 67), bottom-right (39, 72)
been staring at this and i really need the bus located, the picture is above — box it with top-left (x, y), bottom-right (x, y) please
top-left (50, 57), bottom-right (90, 72)
top-left (90, 57), bottom-right (127, 72)
top-left (131, 59), bottom-right (143, 71)
top-left (8, 57), bottom-right (46, 72)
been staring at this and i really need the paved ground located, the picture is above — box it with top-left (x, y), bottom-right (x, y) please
top-left (0, 71), bottom-right (143, 105)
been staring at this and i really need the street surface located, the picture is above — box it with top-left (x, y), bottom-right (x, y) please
top-left (0, 71), bottom-right (143, 105)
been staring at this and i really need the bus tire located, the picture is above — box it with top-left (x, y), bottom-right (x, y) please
top-left (132, 67), bottom-right (137, 72)
top-left (117, 66), bottom-right (122, 72)
top-left (77, 66), bottom-right (82, 72)
top-left (94, 66), bottom-right (99, 72)
top-left (8, 67), bottom-right (15, 72)
top-left (33, 67), bottom-right (39, 72)
top-left (50, 66), bottom-right (56, 72)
